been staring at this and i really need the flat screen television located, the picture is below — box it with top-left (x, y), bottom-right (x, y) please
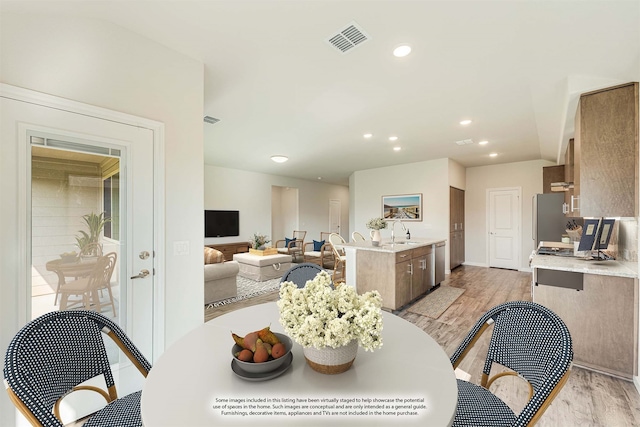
top-left (205, 210), bottom-right (239, 237)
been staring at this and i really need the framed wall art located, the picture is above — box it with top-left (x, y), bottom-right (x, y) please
top-left (382, 193), bottom-right (422, 221)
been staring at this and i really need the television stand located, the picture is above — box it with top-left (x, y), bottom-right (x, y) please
top-left (205, 241), bottom-right (250, 261)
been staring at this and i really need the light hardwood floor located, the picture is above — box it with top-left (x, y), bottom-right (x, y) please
top-left (204, 265), bottom-right (640, 426)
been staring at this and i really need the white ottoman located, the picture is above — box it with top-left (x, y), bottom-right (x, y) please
top-left (233, 253), bottom-right (293, 281)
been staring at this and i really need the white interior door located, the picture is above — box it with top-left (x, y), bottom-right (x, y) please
top-left (329, 199), bottom-right (341, 236)
top-left (488, 188), bottom-right (521, 270)
top-left (1, 94), bottom-right (156, 413)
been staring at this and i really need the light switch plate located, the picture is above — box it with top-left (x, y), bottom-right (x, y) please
top-left (173, 241), bottom-right (190, 256)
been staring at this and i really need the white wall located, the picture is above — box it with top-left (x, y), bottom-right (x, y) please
top-left (350, 158), bottom-right (451, 268)
top-left (1, 14), bottom-right (204, 424)
top-left (448, 159), bottom-right (466, 190)
top-left (465, 159), bottom-right (555, 270)
top-left (204, 165), bottom-right (349, 247)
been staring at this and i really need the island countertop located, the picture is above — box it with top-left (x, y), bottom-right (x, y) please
top-left (337, 237), bottom-right (446, 253)
top-left (530, 253), bottom-right (638, 278)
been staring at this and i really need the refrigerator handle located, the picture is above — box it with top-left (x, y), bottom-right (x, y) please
top-left (532, 195), bottom-right (536, 241)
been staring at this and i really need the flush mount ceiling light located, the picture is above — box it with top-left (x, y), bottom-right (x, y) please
top-left (270, 155), bottom-right (289, 163)
top-left (389, 136), bottom-right (398, 141)
top-left (393, 146), bottom-right (401, 151)
top-left (363, 133), bottom-right (373, 138)
top-left (393, 44), bottom-right (412, 57)
top-left (478, 140), bottom-right (489, 145)
top-left (489, 153), bottom-right (498, 157)
top-left (460, 119), bottom-right (472, 126)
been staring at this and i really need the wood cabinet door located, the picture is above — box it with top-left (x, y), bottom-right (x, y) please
top-left (543, 165), bottom-right (565, 194)
top-left (564, 139), bottom-right (574, 216)
top-left (412, 255), bottom-right (429, 298)
top-left (534, 274), bottom-right (637, 378)
top-left (395, 259), bottom-right (412, 308)
top-left (450, 187), bottom-right (465, 268)
top-left (571, 103), bottom-right (582, 218)
top-left (578, 83), bottom-right (638, 217)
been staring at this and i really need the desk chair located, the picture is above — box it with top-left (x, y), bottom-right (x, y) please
top-left (450, 301), bottom-right (573, 427)
top-left (4, 310), bottom-right (151, 427)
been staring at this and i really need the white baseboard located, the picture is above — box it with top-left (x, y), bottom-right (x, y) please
top-left (461, 261), bottom-right (488, 268)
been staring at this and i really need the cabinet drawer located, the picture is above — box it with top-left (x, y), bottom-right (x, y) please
top-left (395, 250), bottom-right (412, 263)
top-left (411, 245), bottom-right (432, 258)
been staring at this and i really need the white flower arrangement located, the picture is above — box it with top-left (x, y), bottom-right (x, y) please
top-left (366, 217), bottom-right (388, 230)
top-left (249, 232), bottom-right (271, 249)
top-left (277, 270), bottom-right (383, 352)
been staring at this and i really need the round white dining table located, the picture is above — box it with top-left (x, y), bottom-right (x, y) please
top-left (141, 302), bottom-right (457, 427)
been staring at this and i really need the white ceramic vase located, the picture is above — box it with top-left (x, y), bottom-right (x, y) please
top-left (370, 229), bottom-right (381, 245)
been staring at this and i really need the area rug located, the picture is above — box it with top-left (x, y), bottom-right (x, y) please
top-left (205, 276), bottom-right (282, 309)
top-left (406, 285), bottom-right (465, 319)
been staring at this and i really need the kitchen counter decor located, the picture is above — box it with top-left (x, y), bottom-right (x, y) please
top-left (277, 270), bottom-right (383, 374)
top-left (366, 217), bottom-right (387, 245)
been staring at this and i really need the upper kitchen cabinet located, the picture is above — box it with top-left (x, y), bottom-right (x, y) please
top-left (572, 82), bottom-right (639, 218)
top-left (543, 165), bottom-right (565, 194)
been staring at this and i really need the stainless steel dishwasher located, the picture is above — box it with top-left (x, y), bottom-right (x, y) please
top-left (434, 241), bottom-right (446, 285)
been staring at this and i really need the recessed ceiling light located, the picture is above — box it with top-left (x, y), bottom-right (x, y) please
top-left (389, 136), bottom-right (398, 141)
top-left (460, 119), bottom-right (472, 126)
top-left (393, 146), bottom-right (401, 151)
top-left (271, 155), bottom-right (289, 163)
top-left (478, 140), bottom-right (488, 145)
top-left (317, 177), bottom-right (322, 180)
top-left (363, 133), bottom-right (373, 138)
top-left (489, 153), bottom-right (498, 157)
top-left (393, 45), bottom-right (412, 57)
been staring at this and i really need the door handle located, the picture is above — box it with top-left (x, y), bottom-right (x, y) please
top-left (131, 269), bottom-right (150, 279)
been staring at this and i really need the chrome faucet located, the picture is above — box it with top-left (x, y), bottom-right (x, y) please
top-left (391, 220), bottom-right (406, 243)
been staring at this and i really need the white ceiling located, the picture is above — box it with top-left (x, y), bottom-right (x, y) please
top-left (4, 1), bottom-right (639, 185)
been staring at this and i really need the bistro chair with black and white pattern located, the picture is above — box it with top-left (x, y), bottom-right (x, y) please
top-left (3, 310), bottom-right (151, 427)
top-left (280, 262), bottom-right (325, 288)
top-left (450, 301), bottom-right (573, 427)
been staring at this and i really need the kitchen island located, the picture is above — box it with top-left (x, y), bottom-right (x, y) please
top-left (530, 254), bottom-right (638, 379)
top-left (339, 238), bottom-right (447, 311)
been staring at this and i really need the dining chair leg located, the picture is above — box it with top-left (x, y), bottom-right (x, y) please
top-left (105, 285), bottom-right (117, 317)
top-left (91, 290), bottom-right (102, 314)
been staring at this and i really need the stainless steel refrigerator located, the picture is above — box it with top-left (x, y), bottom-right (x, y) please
top-left (532, 193), bottom-right (567, 247)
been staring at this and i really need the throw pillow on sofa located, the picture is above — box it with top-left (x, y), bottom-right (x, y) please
top-left (204, 247), bottom-right (225, 264)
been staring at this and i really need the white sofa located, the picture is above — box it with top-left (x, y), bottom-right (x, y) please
top-left (204, 260), bottom-right (239, 304)
top-left (204, 247), bottom-right (239, 304)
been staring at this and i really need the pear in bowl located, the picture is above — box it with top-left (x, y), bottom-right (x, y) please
top-left (231, 332), bottom-right (292, 374)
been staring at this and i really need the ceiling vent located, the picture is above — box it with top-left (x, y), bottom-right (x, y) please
top-left (326, 21), bottom-right (370, 54)
top-left (204, 116), bottom-right (220, 125)
top-left (455, 139), bottom-right (474, 146)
